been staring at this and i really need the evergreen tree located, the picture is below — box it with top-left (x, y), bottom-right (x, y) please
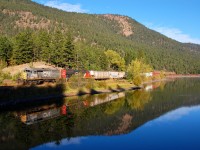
top-left (12, 31), bottom-right (34, 65)
top-left (98, 52), bottom-right (109, 70)
top-left (49, 30), bottom-right (64, 67)
top-left (33, 30), bottom-right (51, 62)
top-left (0, 36), bottom-right (13, 66)
top-left (138, 49), bottom-right (145, 59)
top-left (63, 33), bottom-right (75, 68)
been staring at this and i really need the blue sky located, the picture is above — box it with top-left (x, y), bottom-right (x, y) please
top-left (32, 0), bottom-right (200, 44)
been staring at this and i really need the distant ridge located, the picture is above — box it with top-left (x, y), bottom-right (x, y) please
top-left (0, 0), bottom-right (200, 73)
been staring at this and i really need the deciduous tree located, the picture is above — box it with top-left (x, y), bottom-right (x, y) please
top-left (105, 50), bottom-right (125, 71)
top-left (127, 58), bottom-right (152, 85)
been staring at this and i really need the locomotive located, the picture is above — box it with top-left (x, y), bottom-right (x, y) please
top-left (18, 68), bottom-right (126, 84)
top-left (18, 68), bottom-right (66, 84)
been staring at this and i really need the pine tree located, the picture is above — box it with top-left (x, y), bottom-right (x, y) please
top-left (0, 36), bottom-right (13, 66)
top-left (49, 30), bottom-right (64, 67)
top-left (63, 33), bottom-right (75, 68)
top-left (12, 31), bottom-right (34, 65)
top-left (33, 30), bottom-right (51, 62)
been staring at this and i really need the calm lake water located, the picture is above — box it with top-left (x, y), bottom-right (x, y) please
top-left (1, 78), bottom-right (200, 150)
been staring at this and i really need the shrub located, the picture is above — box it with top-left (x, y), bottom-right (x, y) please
top-left (85, 78), bottom-right (96, 90)
top-left (67, 73), bottom-right (86, 89)
top-left (160, 71), bottom-right (165, 79)
top-left (96, 81), bottom-right (107, 88)
top-left (0, 71), bottom-right (12, 84)
top-left (12, 72), bottom-right (21, 81)
top-left (133, 75), bottom-right (142, 86)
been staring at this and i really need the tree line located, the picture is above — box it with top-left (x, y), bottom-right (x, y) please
top-left (0, 30), bottom-right (128, 70)
top-left (0, 29), bottom-right (153, 85)
top-left (2, 30), bottom-right (75, 68)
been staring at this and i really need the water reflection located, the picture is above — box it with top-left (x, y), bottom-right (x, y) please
top-left (1, 79), bottom-right (200, 149)
top-left (45, 137), bottom-right (87, 147)
top-left (14, 92), bottom-right (126, 125)
top-left (156, 105), bottom-right (200, 122)
top-left (14, 104), bottom-right (71, 125)
top-left (126, 90), bottom-right (151, 110)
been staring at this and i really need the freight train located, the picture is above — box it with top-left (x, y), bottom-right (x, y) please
top-left (18, 68), bottom-right (126, 84)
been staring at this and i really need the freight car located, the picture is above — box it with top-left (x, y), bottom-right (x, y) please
top-left (86, 70), bottom-right (110, 79)
top-left (18, 68), bottom-right (66, 84)
top-left (67, 70), bottom-right (126, 80)
top-left (109, 71), bottom-right (126, 79)
top-left (85, 71), bottom-right (126, 79)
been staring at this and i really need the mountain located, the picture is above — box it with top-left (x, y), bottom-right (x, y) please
top-left (0, 0), bottom-right (200, 73)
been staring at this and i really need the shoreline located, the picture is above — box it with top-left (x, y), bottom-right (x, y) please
top-left (0, 77), bottom-right (180, 107)
top-left (63, 85), bottom-right (142, 97)
top-left (0, 83), bottom-right (142, 108)
top-left (166, 75), bottom-right (200, 78)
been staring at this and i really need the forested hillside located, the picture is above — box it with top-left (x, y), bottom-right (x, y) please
top-left (0, 0), bottom-right (200, 73)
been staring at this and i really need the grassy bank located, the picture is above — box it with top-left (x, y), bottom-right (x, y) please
top-left (0, 79), bottom-right (138, 106)
top-left (64, 79), bottom-right (135, 96)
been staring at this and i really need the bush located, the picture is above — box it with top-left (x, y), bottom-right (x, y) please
top-left (67, 74), bottom-right (82, 89)
top-left (85, 78), bottom-right (96, 90)
top-left (0, 71), bottom-right (12, 84)
top-left (12, 72), bottom-right (21, 81)
top-left (160, 71), bottom-right (165, 79)
top-left (0, 61), bottom-right (7, 70)
top-left (133, 75), bottom-right (142, 86)
top-left (67, 73), bottom-right (95, 89)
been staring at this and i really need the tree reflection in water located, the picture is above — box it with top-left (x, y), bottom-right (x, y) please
top-left (3, 79), bottom-right (200, 150)
top-left (105, 96), bottom-right (125, 115)
top-left (126, 90), bottom-right (152, 111)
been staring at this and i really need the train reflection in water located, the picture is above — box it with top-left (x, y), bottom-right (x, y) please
top-left (15, 104), bottom-right (70, 125)
top-left (15, 92), bottom-right (125, 125)
top-left (89, 92), bottom-right (125, 107)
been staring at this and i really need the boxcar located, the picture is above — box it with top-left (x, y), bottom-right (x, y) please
top-left (109, 71), bottom-right (126, 79)
top-left (89, 71), bottom-right (110, 79)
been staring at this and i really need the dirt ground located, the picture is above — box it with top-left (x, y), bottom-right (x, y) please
top-left (2, 62), bottom-right (60, 76)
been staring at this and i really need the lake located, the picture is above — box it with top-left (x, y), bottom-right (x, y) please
top-left (0, 78), bottom-right (200, 150)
